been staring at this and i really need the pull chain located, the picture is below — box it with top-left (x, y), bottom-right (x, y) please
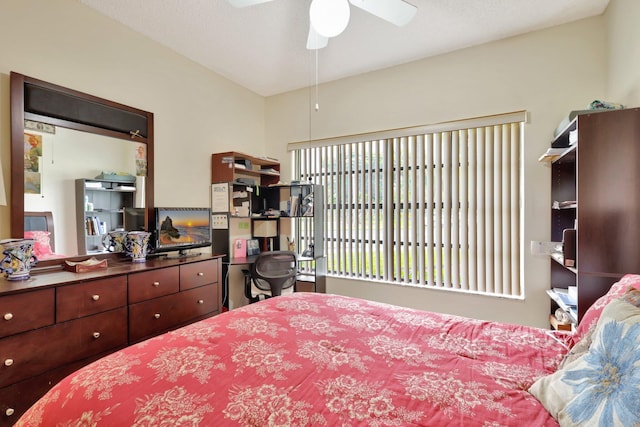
top-left (314, 48), bottom-right (319, 112)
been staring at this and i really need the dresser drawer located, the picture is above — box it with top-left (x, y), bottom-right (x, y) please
top-left (57, 276), bottom-right (127, 322)
top-left (0, 307), bottom-right (127, 388)
top-left (0, 345), bottom-right (115, 426)
top-left (128, 266), bottom-right (179, 303)
top-left (129, 284), bottom-right (219, 343)
top-left (0, 289), bottom-right (54, 339)
top-left (180, 259), bottom-right (219, 290)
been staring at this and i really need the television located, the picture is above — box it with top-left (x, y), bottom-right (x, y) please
top-left (153, 207), bottom-right (212, 257)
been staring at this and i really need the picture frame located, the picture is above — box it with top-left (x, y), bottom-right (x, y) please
top-left (246, 238), bottom-right (260, 256)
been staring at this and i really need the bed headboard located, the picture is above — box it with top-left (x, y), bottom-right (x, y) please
top-left (24, 211), bottom-right (56, 252)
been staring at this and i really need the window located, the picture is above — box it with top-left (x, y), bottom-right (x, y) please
top-left (289, 111), bottom-right (526, 297)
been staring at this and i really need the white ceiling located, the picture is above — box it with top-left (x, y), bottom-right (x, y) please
top-left (80, 0), bottom-right (610, 97)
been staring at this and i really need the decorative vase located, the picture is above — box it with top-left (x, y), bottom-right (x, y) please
top-left (0, 238), bottom-right (38, 280)
top-left (125, 231), bottom-right (151, 263)
top-left (102, 230), bottom-right (128, 253)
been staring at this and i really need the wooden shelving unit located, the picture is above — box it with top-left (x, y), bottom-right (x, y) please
top-left (75, 179), bottom-right (137, 254)
top-left (544, 107), bottom-right (640, 327)
top-left (211, 151), bottom-right (280, 186)
top-left (211, 152), bottom-right (326, 308)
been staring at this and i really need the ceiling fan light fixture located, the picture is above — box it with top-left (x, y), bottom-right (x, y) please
top-left (309, 0), bottom-right (350, 38)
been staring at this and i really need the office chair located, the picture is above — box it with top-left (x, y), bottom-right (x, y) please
top-left (243, 251), bottom-right (297, 303)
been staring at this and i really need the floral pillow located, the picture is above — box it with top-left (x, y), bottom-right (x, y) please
top-left (24, 230), bottom-right (53, 259)
top-left (559, 287), bottom-right (640, 369)
top-left (529, 295), bottom-right (640, 426)
top-left (570, 274), bottom-right (640, 347)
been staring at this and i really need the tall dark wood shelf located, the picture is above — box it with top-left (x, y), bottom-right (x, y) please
top-left (544, 107), bottom-right (640, 326)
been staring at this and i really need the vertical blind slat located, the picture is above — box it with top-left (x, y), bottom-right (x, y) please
top-left (501, 124), bottom-right (510, 295)
top-left (394, 138), bottom-right (402, 282)
top-left (442, 132), bottom-right (452, 288)
top-left (451, 130), bottom-right (460, 289)
top-left (425, 133), bottom-right (434, 287)
top-left (467, 130), bottom-right (477, 292)
top-left (434, 133), bottom-right (442, 287)
top-left (511, 124), bottom-right (521, 296)
top-left (409, 136), bottom-right (418, 284)
top-left (416, 135), bottom-right (425, 286)
top-left (459, 130), bottom-right (469, 291)
top-left (374, 140), bottom-right (382, 279)
top-left (401, 137), bottom-right (410, 283)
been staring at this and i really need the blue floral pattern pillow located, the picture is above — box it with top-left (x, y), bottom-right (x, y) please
top-left (529, 297), bottom-right (640, 426)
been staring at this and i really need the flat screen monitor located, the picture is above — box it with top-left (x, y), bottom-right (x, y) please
top-left (153, 207), bottom-right (212, 257)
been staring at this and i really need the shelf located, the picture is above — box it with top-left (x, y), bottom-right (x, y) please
top-left (552, 201), bottom-right (577, 209)
top-left (550, 252), bottom-right (577, 274)
top-left (546, 289), bottom-right (577, 324)
top-left (296, 276), bottom-right (316, 286)
top-left (85, 188), bottom-right (136, 192)
top-left (538, 147), bottom-right (571, 163)
top-left (549, 314), bottom-right (573, 331)
top-left (85, 209), bottom-right (124, 214)
top-left (212, 152), bottom-right (281, 187)
top-left (232, 166), bottom-right (280, 178)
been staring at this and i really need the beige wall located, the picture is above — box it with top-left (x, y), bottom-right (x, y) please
top-left (266, 17), bottom-right (609, 328)
top-left (0, 0), bottom-right (266, 238)
top-left (605, 0), bottom-right (640, 106)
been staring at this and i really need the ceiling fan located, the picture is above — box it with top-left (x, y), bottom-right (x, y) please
top-left (228, 0), bottom-right (417, 50)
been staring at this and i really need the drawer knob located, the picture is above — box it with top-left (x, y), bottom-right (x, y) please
top-left (5, 408), bottom-right (14, 417)
top-left (93, 332), bottom-right (101, 339)
top-left (154, 313), bottom-right (161, 319)
top-left (92, 294), bottom-right (100, 301)
top-left (3, 313), bottom-right (13, 321)
top-left (4, 359), bottom-right (13, 367)
top-left (197, 299), bottom-right (204, 305)
top-left (153, 281), bottom-right (160, 287)
top-left (197, 272), bottom-right (204, 277)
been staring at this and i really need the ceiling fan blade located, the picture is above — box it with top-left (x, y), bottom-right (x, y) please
top-left (306, 25), bottom-right (328, 50)
top-left (227, 0), bottom-right (274, 8)
top-left (349, 0), bottom-right (417, 26)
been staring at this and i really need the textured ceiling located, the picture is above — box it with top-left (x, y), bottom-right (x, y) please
top-left (80, 0), bottom-right (610, 97)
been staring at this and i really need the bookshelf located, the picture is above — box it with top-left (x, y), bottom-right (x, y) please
top-left (543, 107), bottom-right (640, 328)
top-left (75, 178), bottom-right (137, 254)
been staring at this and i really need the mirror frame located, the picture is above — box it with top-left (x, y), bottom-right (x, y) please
top-left (9, 72), bottom-right (154, 266)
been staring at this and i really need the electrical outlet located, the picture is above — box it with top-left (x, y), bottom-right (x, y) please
top-left (530, 241), bottom-right (560, 256)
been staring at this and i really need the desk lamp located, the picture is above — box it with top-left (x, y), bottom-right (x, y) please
top-left (253, 219), bottom-right (278, 252)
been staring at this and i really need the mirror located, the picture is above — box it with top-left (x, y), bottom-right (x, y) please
top-left (10, 72), bottom-right (154, 266)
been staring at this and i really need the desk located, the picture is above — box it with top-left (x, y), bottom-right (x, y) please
top-left (222, 255), bottom-right (322, 309)
top-left (222, 256), bottom-right (258, 309)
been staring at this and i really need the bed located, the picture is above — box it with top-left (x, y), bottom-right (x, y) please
top-left (16, 276), bottom-right (640, 426)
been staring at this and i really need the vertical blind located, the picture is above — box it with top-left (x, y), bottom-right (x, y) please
top-left (289, 111), bottom-right (525, 297)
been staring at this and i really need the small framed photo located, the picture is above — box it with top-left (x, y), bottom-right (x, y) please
top-left (247, 239), bottom-right (260, 256)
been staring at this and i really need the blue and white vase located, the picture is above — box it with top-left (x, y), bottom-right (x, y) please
top-left (0, 238), bottom-right (38, 280)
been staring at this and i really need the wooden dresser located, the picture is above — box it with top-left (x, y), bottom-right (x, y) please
top-left (0, 254), bottom-right (222, 425)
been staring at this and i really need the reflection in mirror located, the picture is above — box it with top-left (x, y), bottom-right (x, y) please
top-left (23, 126), bottom-right (146, 257)
top-left (10, 72), bottom-right (154, 267)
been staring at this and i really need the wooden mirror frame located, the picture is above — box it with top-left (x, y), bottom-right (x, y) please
top-left (9, 72), bottom-right (154, 267)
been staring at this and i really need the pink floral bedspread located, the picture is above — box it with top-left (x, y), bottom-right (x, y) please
top-left (17, 293), bottom-right (566, 426)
